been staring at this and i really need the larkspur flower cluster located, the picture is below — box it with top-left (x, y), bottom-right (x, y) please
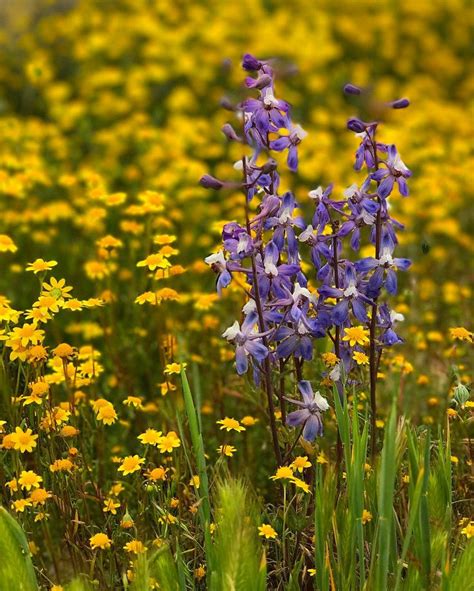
top-left (202, 55), bottom-right (412, 445)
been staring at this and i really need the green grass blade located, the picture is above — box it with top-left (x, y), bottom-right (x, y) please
top-left (374, 398), bottom-right (397, 590)
top-left (180, 368), bottom-right (214, 573)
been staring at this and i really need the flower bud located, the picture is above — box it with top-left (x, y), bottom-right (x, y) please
top-left (221, 123), bottom-right (242, 142)
top-left (343, 83), bottom-right (362, 96)
top-left (346, 117), bottom-right (367, 133)
top-left (242, 53), bottom-right (261, 71)
top-left (389, 98), bottom-right (410, 109)
top-left (261, 158), bottom-right (278, 173)
top-left (199, 174), bottom-right (224, 190)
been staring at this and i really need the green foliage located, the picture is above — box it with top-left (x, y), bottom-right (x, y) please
top-left (210, 479), bottom-right (266, 591)
top-left (0, 506), bottom-right (38, 591)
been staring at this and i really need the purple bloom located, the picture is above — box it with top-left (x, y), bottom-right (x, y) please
top-left (319, 262), bottom-right (373, 324)
top-left (222, 312), bottom-right (268, 375)
top-left (308, 184), bottom-right (345, 232)
top-left (372, 144), bottom-right (412, 198)
top-left (204, 250), bottom-right (235, 294)
top-left (285, 381), bottom-right (329, 441)
top-left (355, 236), bottom-right (411, 296)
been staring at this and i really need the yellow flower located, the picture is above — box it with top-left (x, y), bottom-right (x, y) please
top-left (270, 466), bottom-right (294, 481)
top-left (11, 499), bottom-right (32, 513)
top-left (123, 395), bottom-right (143, 408)
top-left (9, 323), bottom-right (45, 347)
top-left (217, 445), bottom-right (237, 457)
top-left (216, 417), bottom-right (246, 432)
top-left (362, 510), bottom-right (372, 524)
top-left (241, 415), bottom-right (258, 426)
top-left (164, 362), bottom-right (186, 375)
top-left (258, 524), bottom-right (278, 539)
top-left (342, 326), bottom-right (370, 347)
top-left (353, 351), bottom-right (369, 366)
top-left (157, 431), bottom-right (181, 453)
top-left (50, 458), bottom-right (74, 472)
top-left (18, 470), bottom-right (42, 491)
top-left (291, 456), bottom-right (312, 473)
top-left (138, 428), bottom-right (163, 446)
top-left (52, 343), bottom-right (75, 358)
top-left (0, 234), bottom-right (17, 252)
top-left (449, 327), bottom-right (473, 343)
top-left (118, 455), bottom-right (145, 475)
top-left (461, 522), bottom-right (474, 539)
top-left (291, 477), bottom-right (310, 493)
top-left (147, 466), bottom-right (168, 481)
top-left (10, 427), bottom-right (38, 453)
top-left (96, 403), bottom-right (118, 425)
top-left (90, 533), bottom-right (112, 550)
top-left (41, 277), bottom-right (73, 300)
top-left (123, 540), bottom-right (147, 554)
top-left (103, 498), bottom-right (120, 514)
top-left (26, 259), bottom-right (58, 273)
top-left (137, 253), bottom-right (170, 271)
top-left (321, 352), bottom-right (339, 366)
top-left (194, 565), bottom-right (206, 580)
top-left (317, 452), bottom-right (328, 465)
top-left (29, 488), bottom-right (51, 505)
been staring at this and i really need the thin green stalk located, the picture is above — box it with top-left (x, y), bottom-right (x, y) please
top-left (180, 369), bottom-right (214, 575)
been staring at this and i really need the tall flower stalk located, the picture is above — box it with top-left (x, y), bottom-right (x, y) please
top-left (201, 55), bottom-right (411, 464)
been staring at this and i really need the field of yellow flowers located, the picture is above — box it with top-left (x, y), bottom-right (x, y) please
top-left (0, 1), bottom-right (472, 590)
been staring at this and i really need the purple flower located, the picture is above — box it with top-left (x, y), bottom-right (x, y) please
top-left (269, 123), bottom-right (308, 171)
top-left (308, 184), bottom-right (345, 232)
top-left (355, 236), bottom-right (411, 295)
top-left (372, 144), bottom-right (412, 198)
top-left (319, 262), bottom-right (373, 324)
top-left (222, 312), bottom-right (268, 375)
top-left (204, 250), bottom-right (233, 294)
top-left (285, 381), bottom-right (329, 441)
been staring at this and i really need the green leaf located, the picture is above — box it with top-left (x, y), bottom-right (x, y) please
top-left (0, 506), bottom-right (38, 591)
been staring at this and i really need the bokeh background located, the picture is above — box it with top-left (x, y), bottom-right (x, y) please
top-left (0, 0), bottom-right (472, 413)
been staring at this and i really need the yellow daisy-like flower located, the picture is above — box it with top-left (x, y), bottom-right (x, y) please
top-left (147, 466), bottom-right (168, 481)
top-left (217, 444), bottom-right (237, 457)
top-left (103, 498), bottom-right (120, 514)
top-left (240, 415), bottom-right (258, 427)
top-left (137, 253), bottom-right (170, 271)
top-left (157, 431), bottom-right (181, 453)
top-left (11, 498), bottom-right (32, 513)
top-left (18, 470), bottom-right (42, 491)
top-left (123, 396), bottom-right (143, 408)
top-left (96, 403), bottom-right (118, 425)
top-left (353, 351), bottom-right (369, 366)
top-left (10, 427), bottom-right (38, 453)
top-left (461, 522), bottom-right (474, 539)
top-left (0, 234), bottom-right (17, 253)
top-left (164, 362), bottom-right (186, 375)
top-left (291, 477), bottom-right (310, 493)
top-left (258, 524), bottom-right (278, 539)
top-left (362, 509), bottom-right (373, 524)
top-left (342, 326), bottom-right (370, 347)
top-left (291, 456), bottom-right (312, 473)
top-left (138, 428), bottom-right (163, 446)
top-left (29, 488), bottom-right (51, 506)
top-left (449, 327), bottom-right (473, 343)
top-left (123, 540), bottom-right (147, 554)
top-left (270, 466), bottom-right (294, 481)
top-left (118, 455), bottom-right (145, 475)
top-left (41, 277), bottom-right (73, 300)
top-left (26, 259), bottom-right (58, 273)
top-left (216, 417), bottom-right (246, 432)
top-left (90, 533), bottom-right (112, 550)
